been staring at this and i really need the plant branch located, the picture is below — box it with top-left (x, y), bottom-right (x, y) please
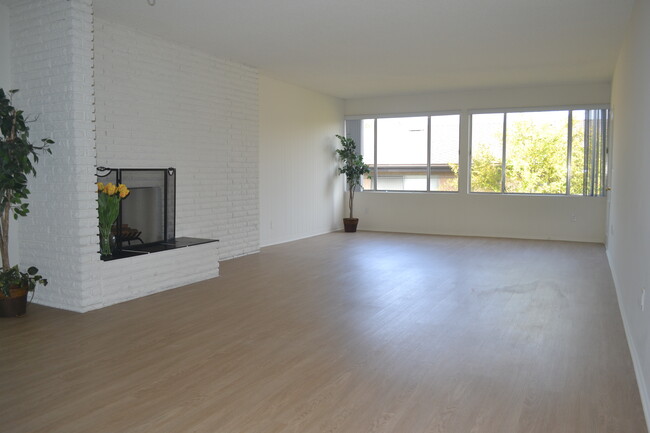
top-left (0, 198), bottom-right (10, 270)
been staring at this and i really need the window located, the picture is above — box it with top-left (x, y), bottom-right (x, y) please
top-left (344, 107), bottom-right (608, 196)
top-left (470, 108), bottom-right (608, 196)
top-left (345, 114), bottom-right (460, 192)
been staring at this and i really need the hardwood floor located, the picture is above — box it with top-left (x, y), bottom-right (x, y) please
top-left (0, 232), bottom-right (646, 432)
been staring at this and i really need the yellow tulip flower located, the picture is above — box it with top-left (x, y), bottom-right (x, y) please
top-left (104, 183), bottom-right (118, 196)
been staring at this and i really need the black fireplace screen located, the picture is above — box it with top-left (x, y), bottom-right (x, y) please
top-left (97, 167), bottom-right (176, 251)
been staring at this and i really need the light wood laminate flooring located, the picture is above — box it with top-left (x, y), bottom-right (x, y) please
top-left (0, 232), bottom-right (646, 432)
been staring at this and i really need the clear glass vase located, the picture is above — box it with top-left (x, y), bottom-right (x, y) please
top-left (99, 225), bottom-right (113, 258)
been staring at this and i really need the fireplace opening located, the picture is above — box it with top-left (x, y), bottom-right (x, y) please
top-left (97, 167), bottom-right (172, 255)
top-left (120, 185), bottom-right (165, 244)
top-left (97, 167), bottom-right (217, 260)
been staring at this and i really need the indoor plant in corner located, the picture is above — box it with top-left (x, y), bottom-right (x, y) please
top-left (336, 134), bottom-right (370, 233)
top-left (0, 89), bottom-right (52, 317)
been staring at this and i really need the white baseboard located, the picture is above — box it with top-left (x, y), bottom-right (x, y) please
top-left (606, 250), bottom-right (650, 431)
top-left (259, 227), bottom-right (342, 248)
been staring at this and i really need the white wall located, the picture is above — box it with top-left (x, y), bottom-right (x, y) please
top-left (94, 18), bottom-right (259, 260)
top-left (345, 82), bottom-right (611, 242)
top-left (9, 0), bottom-right (97, 311)
top-left (345, 82), bottom-right (611, 116)
top-left (92, 18), bottom-right (258, 309)
top-left (607, 0), bottom-right (650, 425)
top-left (355, 193), bottom-right (606, 242)
top-left (259, 75), bottom-right (344, 247)
top-left (0, 4), bottom-right (10, 88)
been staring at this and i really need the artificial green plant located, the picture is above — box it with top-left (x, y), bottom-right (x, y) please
top-left (336, 134), bottom-right (370, 219)
top-left (0, 89), bottom-right (51, 296)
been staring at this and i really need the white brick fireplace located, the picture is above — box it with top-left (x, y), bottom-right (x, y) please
top-left (6, 0), bottom-right (259, 312)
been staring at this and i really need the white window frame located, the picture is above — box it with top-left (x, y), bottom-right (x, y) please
top-left (345, 111), bottom-right (462, 193)
top-left (468, 104), bottom-right (610, 196)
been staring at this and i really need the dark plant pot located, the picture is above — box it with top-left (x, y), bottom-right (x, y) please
top-left (0, 288), bottom-right (28, 318)
top-left (343, 218), bottom-right (359, 233)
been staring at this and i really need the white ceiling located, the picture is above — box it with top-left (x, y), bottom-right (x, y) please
top-left (93, 0), bottom-right (635, 100)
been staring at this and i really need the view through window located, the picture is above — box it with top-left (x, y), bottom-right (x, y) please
top-left (470, 109), bottom-right (608, 195)
top-left (345, 107), bottom-right (608, 196)
top-left (346, 114), bottom-right (460, 192)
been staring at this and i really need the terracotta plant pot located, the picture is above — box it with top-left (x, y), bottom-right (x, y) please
top-left (0, 287), bottom-right (28, 318)
top-left (343, 218), bottom-right (359, 233)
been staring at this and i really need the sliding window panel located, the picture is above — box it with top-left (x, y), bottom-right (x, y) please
top-left (430, 114), bottom-right (460, 192)
top-left (505, 110), bottom-right (568, 194)
top-left (376, 116), bottom-right (428, 191)
top-left (586, 109), bottom-right (608, 196)
top-left (470, 113), bottom-right (504, 193)
top-left (361, 119), bottom-right (375, 190)
top-left (570, 110), bottom-right (586, 195)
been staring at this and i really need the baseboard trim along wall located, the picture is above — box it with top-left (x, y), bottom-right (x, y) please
top-left (259, 227), bottom-right (343, 249)
top-left (607, 250), bottom-right (650, 432)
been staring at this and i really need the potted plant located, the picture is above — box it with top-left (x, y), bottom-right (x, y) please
top-left (0, 89), bottom-right (52, 317)
top-left (336, 134), bottom-right (370, 233)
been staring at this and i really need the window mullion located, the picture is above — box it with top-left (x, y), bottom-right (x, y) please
top-left (566, 111), bottom-right (573, 195)
top-left (373, 118), bottom-right (378, 191)
top-left (591, 111), bottom-right (599, 196)
top-left (583, 111), bottom-right (589, 196)
top-left (427, 116), bottom-right (431, 192)
top-left (590, 112), bottom-right (598, 196)
top-left (601, 109), bottom-right (608, 195)
top-left (501, 113), bottom-right (507, 193)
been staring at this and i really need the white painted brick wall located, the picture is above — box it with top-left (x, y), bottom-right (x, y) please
top-left (7, 1), bottom-right (258, 312)
top-left (9, 0), bottom-right (97, 311)
top-left (96, 242), bottom-right (219, 309)
top-left (94, 18), bottom-right (259, 261)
